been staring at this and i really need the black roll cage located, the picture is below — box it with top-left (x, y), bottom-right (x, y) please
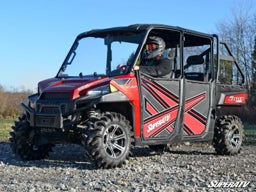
top-left (57, 24), bottom-right (245, 85)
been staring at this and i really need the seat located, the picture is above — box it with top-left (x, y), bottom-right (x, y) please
top-left (184, 72), bottom-right (205, 81)
top-left (186, 55), bottom-right (204, 66)
top-left (184, 55), bottom-right (205, 81)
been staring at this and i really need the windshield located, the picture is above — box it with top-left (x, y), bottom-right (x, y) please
top-left (57, 33), bottom-right (143, 78)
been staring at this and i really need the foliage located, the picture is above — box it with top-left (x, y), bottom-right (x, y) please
top-left (0, 119), bottom-right (14, 140)
top-left (216, 2), bottom-right (256, 87)
top-left (251, 36), bottom-right (256, 106)
top-left (0, 85), bottom-right (32, 119)
top-left (218, 60), bottom-right (233, 84)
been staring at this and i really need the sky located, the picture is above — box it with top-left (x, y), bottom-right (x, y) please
top-left (0, 0), bottom-right (255, 92)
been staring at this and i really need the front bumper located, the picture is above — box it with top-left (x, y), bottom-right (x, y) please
top-left (22, 94), bottom-right (101, 129)
top-left (22, 102), bottom-right (65, 129)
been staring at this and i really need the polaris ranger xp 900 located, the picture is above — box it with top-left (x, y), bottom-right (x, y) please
top-left (10, 24), bottom-right (248, 168)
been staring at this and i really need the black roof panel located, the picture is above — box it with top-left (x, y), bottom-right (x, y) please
top-left (77, 24), bottom-right (214, 40)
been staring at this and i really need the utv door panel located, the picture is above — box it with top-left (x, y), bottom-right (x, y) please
top-left (141, 76), bottom-right (181, 139)
top-left (183, 80), bottom-right (211, 137)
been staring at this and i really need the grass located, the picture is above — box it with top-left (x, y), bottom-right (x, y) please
top-left (0, 119), bottom-right (14, 141)
top-left (244, 124), bottom-right (256, 144)
top-left (0, 119), bottom-right (255, 143)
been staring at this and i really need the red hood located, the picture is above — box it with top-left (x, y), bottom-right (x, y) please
top-left (38, 77), bottom-right (111, 99)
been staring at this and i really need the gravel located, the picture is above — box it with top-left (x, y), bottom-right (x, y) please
top-left (0, 142), bottom-right (255, 192)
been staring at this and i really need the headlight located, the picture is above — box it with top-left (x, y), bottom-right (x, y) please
top-left (87, 85), bottom-right (110, 96)
top-left (29, 101), bottom-right (36, 109)
top-left (28, 94), bottom-right (38, 109)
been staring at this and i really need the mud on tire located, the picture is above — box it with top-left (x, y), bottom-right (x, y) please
top-left (213, 115), bottom-right (244, 155)
top-left (9, 115), bottom-right (53, 160)
top-left (85, 112), bottom-right (133, 168)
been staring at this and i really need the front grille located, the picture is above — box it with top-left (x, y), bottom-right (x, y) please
top-left (36, 116), bottom-right (55, 126)
top-left (35, 114), bottom-right (62, 128)
top-left (41, 93), bottom-right (70, 100)
top-left (41, 107), bottom-right (59, 114)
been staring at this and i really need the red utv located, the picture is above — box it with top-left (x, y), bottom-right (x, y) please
top-left (10, 24), bottom-right (248, 168)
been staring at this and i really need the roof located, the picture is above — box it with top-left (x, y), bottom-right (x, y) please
top-left (77, 24), bottom-right (215, 40)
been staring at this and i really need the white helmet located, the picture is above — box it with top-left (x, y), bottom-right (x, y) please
top-left (143, 36), bottom-right (165, 59)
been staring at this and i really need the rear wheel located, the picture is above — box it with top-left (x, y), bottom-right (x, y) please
top-left (9, 115), bottom-right (53, 160)
top-left (213, 115), bottom-right (243, 155)
top-left (85, 112), bottom-right (133, 168)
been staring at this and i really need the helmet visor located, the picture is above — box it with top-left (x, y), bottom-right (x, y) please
top-left (145, 43), bottom-right (158, 51)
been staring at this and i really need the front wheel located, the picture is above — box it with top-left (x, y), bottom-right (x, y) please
top-left (85, 112), bottom-right (133, 168)
top-left (9, 115), bottom-right (53, 160)
top-left (213, 115), bottom-right (244, 155)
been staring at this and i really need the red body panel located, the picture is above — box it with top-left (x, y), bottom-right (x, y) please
top-left (110, 74), bottom-right (141, 137)
top-left (38, 74), bottom-right (142, 136)
top-left (38, 77), bottom-right (111, 99)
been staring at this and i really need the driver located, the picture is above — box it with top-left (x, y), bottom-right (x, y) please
top-left (116, 64), bottom-right (127, 74)
top-left (139, 36), bottom-right (172, 77)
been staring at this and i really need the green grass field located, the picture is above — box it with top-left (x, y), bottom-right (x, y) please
top-left (0, 119), bottom-right (14, 141)
top-left (243, 124), bottom-right (256, 144)
top-left (0, 119), bottom-right (255, 143)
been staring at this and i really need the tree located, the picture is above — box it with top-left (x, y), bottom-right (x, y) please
top-left (216, 1), bottom-right (256, 123)
top-left (216, 1), bottom-right (256, 88)
top-left (251, 36), bottom-right (256, 105)
top-left (0, 84), bottom-right (32, 119)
